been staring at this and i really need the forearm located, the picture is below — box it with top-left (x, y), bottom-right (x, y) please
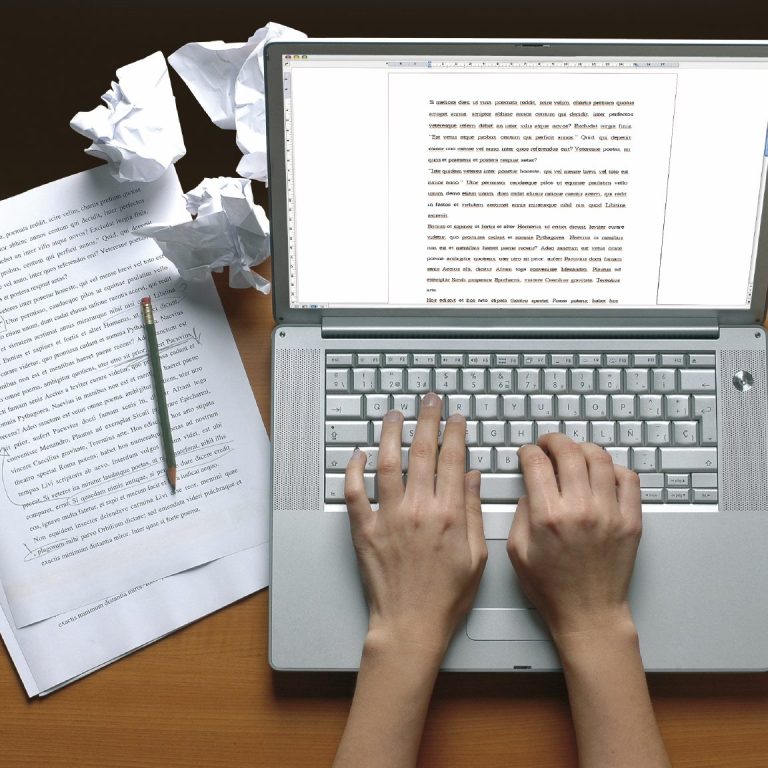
top-left (333, 630), bottom-right (443, 768)
top-left (556, 617), bottom-right (671, 768)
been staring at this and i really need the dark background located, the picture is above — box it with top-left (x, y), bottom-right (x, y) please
top-left (2, 0), bottom-right (768, 211)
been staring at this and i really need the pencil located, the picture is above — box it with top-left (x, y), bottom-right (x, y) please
top-left (140, 297), bottom-right (176, 493)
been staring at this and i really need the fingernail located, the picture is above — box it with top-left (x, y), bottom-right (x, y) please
top-left (352, 447), bottom-right (360, 456)
top-left (384, 409), bottom-right (403, 422)
top-left (423, 392), bottom-right (440, 408)
top-left (448, 412), bottom-right (464, 422)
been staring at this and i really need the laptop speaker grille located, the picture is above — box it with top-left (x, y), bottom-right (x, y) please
top-left (273, 347), bottom-right (322, 511)
top-left (719, 349), bottom-right (768, 511)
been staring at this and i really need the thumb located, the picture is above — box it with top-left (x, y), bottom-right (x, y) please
top-left (464, 470), bottom-right (487, 569)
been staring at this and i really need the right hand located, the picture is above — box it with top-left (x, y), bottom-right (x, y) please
top-left (507, 433), bottom-right (642, 642)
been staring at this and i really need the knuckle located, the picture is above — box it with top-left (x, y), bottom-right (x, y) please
top-left (523, 452), bottom-right (551, 472)
top-left (439, 446), bottom-right (465, 471)
top-left (589, 448), bottom-right (614, 468)
top-left (344, 483), bottom-right (365, 505)
top-left (377, 455), bottom-right (402, 475)
top-left (409, 440), bottom-right (435, 462)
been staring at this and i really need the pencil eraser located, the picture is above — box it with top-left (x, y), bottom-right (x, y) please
top-left (140, 296), bottom-right (151, 305)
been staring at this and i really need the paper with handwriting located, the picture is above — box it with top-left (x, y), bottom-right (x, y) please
top-left (0, 166), bottom-right (269, 627)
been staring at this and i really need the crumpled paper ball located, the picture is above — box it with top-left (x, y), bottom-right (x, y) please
top-left (136, 177), bottom-right (271, 292)
top-left (70, 51), bottom-right (186, 183)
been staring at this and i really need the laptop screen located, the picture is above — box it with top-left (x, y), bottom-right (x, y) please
top-left (280, 50), bottom-right (768, 311)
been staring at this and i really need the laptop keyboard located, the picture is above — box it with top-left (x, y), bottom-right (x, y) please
top-left (324, 352), bottom-right (718, 505)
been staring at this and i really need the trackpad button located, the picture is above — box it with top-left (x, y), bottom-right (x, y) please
top-left (467, 608), bottom-right (550, 641)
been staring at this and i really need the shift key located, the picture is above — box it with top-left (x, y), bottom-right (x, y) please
top-left (660, 447), bottom-right (717, 472)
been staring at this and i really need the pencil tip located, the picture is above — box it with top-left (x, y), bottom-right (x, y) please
top-left (167, 466), bottom-right (177, 493)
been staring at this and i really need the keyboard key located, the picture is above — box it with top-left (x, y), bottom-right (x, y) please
top-left (402, 421), bottom-right (418, 445)
top-left (571, 369), bottom-right (595, 392)
top-left (591, 421), bottom-right (616, 445)
top-left (392, 394), bottom-right (418, 418)
top-left (598, 369), bottom-right (622, 392)
top-left (469, 447), bottom-right (493, 471)
top-left (693, 395), bottom-right (717, 444)
top-left (530, 394), bottom-right (554, 418)
top-left (481, 421), bottom-right (505, 445)
top-left (665, 394), bottom-right (690, 418)
top-left (468, 353), bottom-right (492, 366)
top-left (326, 395), bottom-right (363, 418)
top-left (611, 394), bottom-right (636, 419)
top-left (380, 368), bottom-right (405, 392)
top-left (632, 447), bottom-right (657, 471)
top-left (606, 353), bottom-right (630, 366)
top-left (407, 368), bottom-right (431, 392)
top-left (326, 421), bottom-right (369, 444)
top-left (584, 395), bottom-right (608, 419)
top-left (447, 395), bottom-right (472, 417)
top-left (509, 422), bottom-right (534, 445)
top-left (326, 447), bottom-right (378, 472)
top-left (494, 353), bottom-right (519, 366)
top-left (679, 369), bottom-right (716, 392)
top-left (659, 447), bottom-right (717, 472)
top-left (495, 447), bottom-right (520, 472)
top-left (618, 421), bottom-right (643, 445)
top-left (652, 369), bottom-right (676, 393)
top-left (475, 395), bottom-right (499, 419)
top-left (543, 369), bottom-right (567, 392)
top-left (666, 488), bottom-right (690, 503)
top-left (633, 353), bottom-right (657, 366)
top-left (523, 353), bottom-right (547, 366)
top-left (489, 368), bottom-right (513, 392)
top-left (551, 354), bottom-right (575, 366)
top-left (502, 394), bottom-right (526, 418)
top-left (465, 421), bottom-right (479, 445)
top-left (638, 473), bottom-right (664, 488)
top-left (327, 353), bottom-right (353, 366)
top-left (357, 353), bottom-right (380, 365)
top-left (673, 421), bottom-right (698, 445)
top-left (536, 421), bottom-right (561, 439)
top-left (646, 421), bottom-right (671, 445)
top-left (641, 488), bottom-right (664, 502)
top-left (557, 394), bottom-right (582, 419)
top-left (365, 394), bottom-right (389, 419)
top-left (638, 394), bottom-right (663, 419)
top-left (660, 353), bottom-right (685, 366)
top-left (693, 488), bottom-right (718, 503)
top-left (688, 353), bottom-right (716, 367)
top-left (353, 368), bottom-right (377, 392)
top-left (516, 369), bottom-right (541, 392)
top-left (480, 474), bottom-right (526, 502)
top-left (606, 447), bottom-right (630, 468)
top-left (434, 368), bottom-right (458, 393)
top-left (665, 473), bottom-right (690, 487)
top-left (413, 353), bottom-right (437, 365)
top-left (691, 472), bottom-right (718, 488)
top-left (326, 368), bottom-right (350, 392)
top-left (462, 368), bottom-right (486, 392)
top-left (564, 421), bottom-right (588, 442)
top-left (384, 353), bottom-right (408, 366)
top-left (578, 354), bottom-right (602, 366)
top-left (625, 369), bottom-right (649, 392)
top-left (441, 353), bottom-right (464, 366)
top-left (325, 474), bottom-right (346, 501)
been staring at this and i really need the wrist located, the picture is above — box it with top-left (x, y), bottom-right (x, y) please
top-left (551, 606), bottom-right (639, 662)
top-left (364, 620), bottom-right (449, 673)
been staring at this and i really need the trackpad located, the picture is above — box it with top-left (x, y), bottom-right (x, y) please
top-left (467, 608), bottom-right (550, 641)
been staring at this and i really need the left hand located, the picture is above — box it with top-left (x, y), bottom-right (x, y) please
top-left (344, 392), bottom-right (487, 656)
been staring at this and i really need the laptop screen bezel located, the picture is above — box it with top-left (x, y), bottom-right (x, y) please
top-left (265, 40), bottom-right (768, 327)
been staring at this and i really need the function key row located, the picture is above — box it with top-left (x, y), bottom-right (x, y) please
top-left (327, 352), bottom-right (716, 368)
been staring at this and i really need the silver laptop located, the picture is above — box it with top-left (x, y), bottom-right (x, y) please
top-left (267, 40), bottom-right (768, 672)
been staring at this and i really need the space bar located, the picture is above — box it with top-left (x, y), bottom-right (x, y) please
top-left (480, 474), bottom-right (526, 502)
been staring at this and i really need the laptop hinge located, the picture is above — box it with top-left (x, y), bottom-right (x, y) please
top-left (322, 317), bottom-right (720, 339)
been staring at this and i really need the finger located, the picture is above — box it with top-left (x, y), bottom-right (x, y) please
top-left (344, 448), bottom-right (374, 530)
top-left (615, 465), bottom-right (642, 532)
top-left (580, 442), bottom-right (618, 498)
top-left (406, 392), bottom-right (442, 493)
top-left (464, 471), bottom-right (486, 567)
top-left (377, 410), bottom-right (405, 506)
top-left (517, 443), bottom-right (559, 522)
top-left (537, 432), bottom-right (589, 497)
top-left (436, 413), bottom-right (467, 501)
top-left (507, 496), bottom-right (531, 570)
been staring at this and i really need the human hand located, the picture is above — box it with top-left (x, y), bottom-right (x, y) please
top-left (344, 392), bottom-right (487, 657)
top-left (507, 433), bottom-right (642, 643)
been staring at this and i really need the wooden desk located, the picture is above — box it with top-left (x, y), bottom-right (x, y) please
top-left (1, 3), bottom-right (767, 765)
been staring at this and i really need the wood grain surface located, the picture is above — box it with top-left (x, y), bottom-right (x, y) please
top-left (1, 3), bottom-right (767, 766)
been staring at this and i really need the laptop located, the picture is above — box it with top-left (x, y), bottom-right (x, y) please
top-left (266, 40), bottom-right (768, 672)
